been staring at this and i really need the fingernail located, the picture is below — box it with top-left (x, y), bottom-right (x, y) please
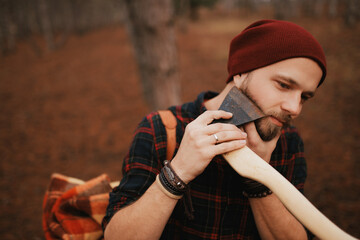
top-left (240, 140), bottom-right (246, 144)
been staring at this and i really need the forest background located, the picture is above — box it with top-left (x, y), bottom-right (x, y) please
top-left (0, 0), bottom-right (359, 239)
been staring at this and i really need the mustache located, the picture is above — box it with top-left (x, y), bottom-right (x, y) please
top-left (267, 110), bottom-right (292, 126)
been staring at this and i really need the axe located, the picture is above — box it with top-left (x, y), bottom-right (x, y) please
top-left (218, 87), bottom-right (356, 240)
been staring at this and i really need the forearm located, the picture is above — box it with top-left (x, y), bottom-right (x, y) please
top-left (249, 194), bottom-right (307, 240)
top-left (104, 181), bottom-right (178, 240)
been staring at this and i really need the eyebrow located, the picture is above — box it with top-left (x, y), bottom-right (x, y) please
top-left (275, 75), bottom-right (315, 98)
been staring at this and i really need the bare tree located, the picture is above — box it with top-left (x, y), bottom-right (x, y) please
top-left (273, 0), bottom-right (290, 20)
top-left (302, 0), bottom-right (326, 18)
top-left (328, 0), bottom-right (338, 18)
top-left (0, 0), bottom-right (17, 54)
top-left (38, 0), bottom-right (54, 50)
top-left (123, 0), bottom-right (181, 110)
top-left (344, 0), bottom-right (359, 26)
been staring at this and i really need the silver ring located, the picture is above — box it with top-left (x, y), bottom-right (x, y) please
top-left (213, 134), bottom-right (219, 143)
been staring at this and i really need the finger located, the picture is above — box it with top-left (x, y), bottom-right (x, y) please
top-left (197, 110), bottom-right (233, 125)
top-left (212, 139), bottom-right (247, 155)
top-left (206, 122), bottom-right (246, 136)
top-left (211, 133), bottom-right (220, 145)
top-left (208, 129), bottom-right (247, 145)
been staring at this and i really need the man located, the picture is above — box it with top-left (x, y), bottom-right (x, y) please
top-left (103, 19), bottom-right (326, 239)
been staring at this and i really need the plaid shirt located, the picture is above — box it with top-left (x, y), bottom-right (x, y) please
top-left (103, 91), bottom-right (308, 239)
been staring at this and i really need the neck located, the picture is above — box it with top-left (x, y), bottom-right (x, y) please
top-left (204, 82), bottom-right (236, 110)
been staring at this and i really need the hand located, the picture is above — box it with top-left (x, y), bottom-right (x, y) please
top-left (171, 110), bottom-right (247, 183)
top-left (243, 122), bottom-right (281, 163)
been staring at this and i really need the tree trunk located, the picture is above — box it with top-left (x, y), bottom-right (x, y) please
top-left (328, 0), bottom-right (338, 18)
top-left (272, 0), bottom-right (290, 20)
top-left (344, 0), bottom-right (359, 27)
top-left (314, 0), bottom-right (325, 18)
top-left (38, 0), bottom-right (54, 50)
top-left (274, 0), bottom-right (302, 20)
top-left (1, 0), bottom-right (17, 54)
top-left (0, 0), bottom-right (7, 54)
top-left (123, 0), bottom-right (181, 110)
top-left (302, 0), bottom-right (325, 18)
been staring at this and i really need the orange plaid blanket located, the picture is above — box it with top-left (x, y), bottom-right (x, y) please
top-left (42, 173), bottom-right (118, 240)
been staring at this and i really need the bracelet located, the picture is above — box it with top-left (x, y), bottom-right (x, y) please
top-left (161, 160), bottom-right (187, 194)
top-left (156, 160), bottom-right (195, 220)
top-left (156, 160), bottom-right (188, 198)
top-left (156, 174), bottom-right (182, 199)
top-left (159, 169), bottom-right (183, 196)
top-left (242, 189), bottom-right (273, 198)
top-left (242, 178), bottom-right (273, 198)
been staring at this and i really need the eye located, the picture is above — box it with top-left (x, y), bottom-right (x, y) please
top-left (277, 81), bottom-right (290, 89)
top-left (301, 94), bottom-right (310, 103)
top-left (301, 95), bottom-right (307, 101)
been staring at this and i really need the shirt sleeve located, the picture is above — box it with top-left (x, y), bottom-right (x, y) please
top-left (102, 114), bottom-right (162, 230)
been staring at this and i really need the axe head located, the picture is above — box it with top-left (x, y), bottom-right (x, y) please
top-left (216, 87), bottom-right (265, 126)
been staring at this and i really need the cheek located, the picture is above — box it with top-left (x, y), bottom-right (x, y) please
top-left (248, 84), bottom-right (280, 111)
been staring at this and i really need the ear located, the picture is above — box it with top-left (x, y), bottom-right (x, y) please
top-left (233, 74), bottom-right (248, 88)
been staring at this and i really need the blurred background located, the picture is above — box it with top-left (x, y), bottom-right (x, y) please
top-left (0, 0), bottom-right (359, 239)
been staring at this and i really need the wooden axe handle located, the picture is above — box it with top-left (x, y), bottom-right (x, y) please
top-left (223, 146), bottom-right (357, 240)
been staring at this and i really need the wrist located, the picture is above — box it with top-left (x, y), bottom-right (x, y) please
top-left (159, 160), bottom-right (188, 195)
top-left (156, 160), bottom-right (195, 220)
top-left (170, 158), bottom-right (192, 184)
top-left (155, 174), bottom-right (183, 200)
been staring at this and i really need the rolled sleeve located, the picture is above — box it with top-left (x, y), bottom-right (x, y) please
top-left (102, 115), bottom-right (161, 230)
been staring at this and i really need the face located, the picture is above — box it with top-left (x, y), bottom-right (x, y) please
top-left (234, 58), bottom-right (323, 141)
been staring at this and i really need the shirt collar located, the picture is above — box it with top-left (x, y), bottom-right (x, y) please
top-left (194, 91), bottom-right (219, 115)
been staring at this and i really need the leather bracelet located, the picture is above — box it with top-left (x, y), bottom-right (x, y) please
top-left (157, 161), bottom-right (195, 220)
top-left (162, 160), bottom-right (187, 193)
top-left (159, 170), bottom-right (183, 196)
top-left (156, 160), bottom-right (188, 198)
top-left (156, 175), bottom-right (183, 199)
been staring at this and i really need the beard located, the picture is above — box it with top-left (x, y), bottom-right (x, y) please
top-left (253, 111), bottom-right (291, 141)
top-left (239, 74), bottom-right (291, 142)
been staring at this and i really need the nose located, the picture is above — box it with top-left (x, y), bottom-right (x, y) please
top-left (281, 94), bottom-right (302, 117)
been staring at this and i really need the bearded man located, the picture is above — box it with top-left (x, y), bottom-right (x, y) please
top-left (103, 19), bottom-right (326, 240)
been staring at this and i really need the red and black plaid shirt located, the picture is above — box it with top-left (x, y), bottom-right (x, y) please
top-left (103, 92), bottom-right (309, 239)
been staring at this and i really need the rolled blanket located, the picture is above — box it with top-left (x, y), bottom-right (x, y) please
top-left (42, 173), bottom-right (119, 240)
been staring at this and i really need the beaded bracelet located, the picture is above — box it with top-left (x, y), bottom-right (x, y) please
top-left (242, 189), bottom-right (273, 198)
top-left (242, 178), bottom-right (273, 198)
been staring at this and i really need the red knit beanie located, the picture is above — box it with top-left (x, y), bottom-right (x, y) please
top-left (227, 19), bottom-right (327, 86)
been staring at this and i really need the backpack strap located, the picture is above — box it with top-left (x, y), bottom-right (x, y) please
top-left (158, 110), bottom-right (177, 160)
top-left (158, 110), bottom-right (194, 220)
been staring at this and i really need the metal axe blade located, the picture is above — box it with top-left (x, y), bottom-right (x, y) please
top-left (216, 86), bottom-right (265, 126)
